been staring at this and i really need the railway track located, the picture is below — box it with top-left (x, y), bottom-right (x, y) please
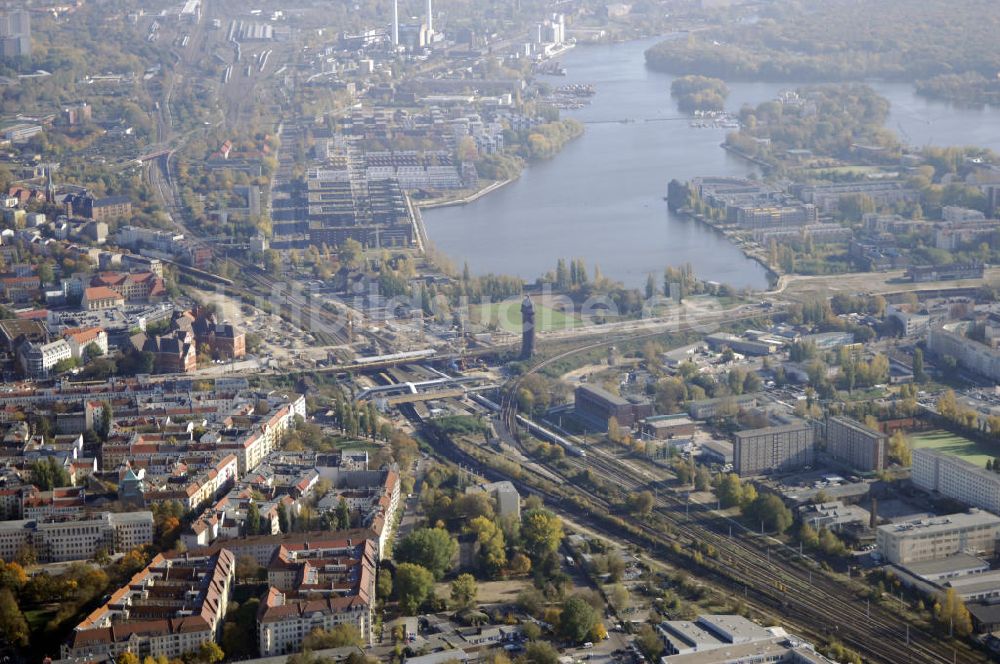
top-left (493, 328), bottom-right (982, 664)
top-left (229, 262), bottom-right (352, 345)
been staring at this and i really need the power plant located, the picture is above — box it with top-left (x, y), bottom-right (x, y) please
top-left (390, 0), bottom-right (435, 50)
top-left (392, 0), bottom-right (399, 46)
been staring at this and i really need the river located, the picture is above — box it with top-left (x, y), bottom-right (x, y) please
top-left (422, 36), bottom-right (1000, 291)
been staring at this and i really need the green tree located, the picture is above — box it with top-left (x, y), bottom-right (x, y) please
top-left (302, 624), bottom-right (363, 649)
top-left (628, 490), bottom-right (655, 517)
top-left (376, 568), bottom-right (393, 600)
top-left (97, 401), bottom-right (113, 441)
top-left (0, 588), bottom-right (28, 646)
top-left (395, 563), bottom-right (435, 615)
top-left (746, 494), bottom-right (793, 534)
top-left (339, 238), bottom-right (364, 270)
top-left (636, 624), bottom-right (664, 660)
top-left (912, 347), bottom-right (926, 382)
top-left (694, 465), bottom-right (711, 491)
top-left (450, 573), bottom-right (478, 609)
top-left (335, 497), bottom-right (351, 530)
top-left (396, 528), bottom-right (457, 580)
top-left (560, 595), bottom-right (598, 644)
top-left (524, 641), bottom-right (560, 664)
top-left (31, 456), bottom-right (71, 491)
top-left (247, 502), bottom-right (261, 535)
top-left (799, 522), bottom-right (820, 549)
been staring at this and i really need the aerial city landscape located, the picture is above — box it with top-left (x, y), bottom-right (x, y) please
top-left (5, 1), bottom-right (1000, 663)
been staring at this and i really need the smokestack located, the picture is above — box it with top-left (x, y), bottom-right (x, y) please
top-left (426, 0), bottom-right (433, 35)
top-left (392, 0), bottom-right (399, 46)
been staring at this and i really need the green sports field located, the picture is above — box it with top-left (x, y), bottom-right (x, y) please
top-left (910, 429), bottom-right (999, 468)
top-left (472, 299), bottom-right (581, 333)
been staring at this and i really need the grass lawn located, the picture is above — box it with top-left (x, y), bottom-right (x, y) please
top-left (24, 607), bottom-right (57, 632)
top-left (472, 299), bottom-right (581, 333)
top-left (910, 429), bottom-right (999, 468)
top-left (433, 579), bottom-right (530, 605)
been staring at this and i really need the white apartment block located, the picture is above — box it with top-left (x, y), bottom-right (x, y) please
top-left (21, 338), bottom-right (73, 376)
top-left (0, 511), bottom-right (153, 563)
top-left (912, 448), bottom-right (1000, 514)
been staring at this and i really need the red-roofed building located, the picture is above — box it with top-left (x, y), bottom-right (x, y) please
top-left (90, 271), bottom-right (166, 304)
top-left (63, 326), bottom-right (108, 359)
top-left (248, 535), bottom-right (377, 654)
top-left (82, 286), bottom-right (124, 311)
top-left (62, 549), bottom-right (234, 660)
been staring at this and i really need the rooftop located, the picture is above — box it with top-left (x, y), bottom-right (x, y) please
top-left (878, 511), bottom-right (1000, 538)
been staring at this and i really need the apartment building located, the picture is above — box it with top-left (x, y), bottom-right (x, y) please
top-left (257, 537), bottom-right (377, 654)
top-left (733, 420), bottom-right (814, 476)
top-left (912, 448), bottom-right (1000, 513)
top-left (825, 416), bottom-right (886, 472)
top-left (62, 550), bottom-right (234, 660)
top-left (19, 338), bottom-right (72, 377)
top-left (0, 511), bottom-right (153, 563)
top-left (91, 271), bottom-right (167, 304)
top-left (876, 511), bottom-right (1000, 565)
top-left (929, 321), bottom-right (1000, 383)
top-left (143, 454), bottom-right (238, 511)
top-left (63, 326), bottom-right (109, 360)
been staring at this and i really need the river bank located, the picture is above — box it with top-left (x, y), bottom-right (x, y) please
top-left (417, 178), bottom-right (516, 211)
top-left (671, 204), bottom-right (781, 288)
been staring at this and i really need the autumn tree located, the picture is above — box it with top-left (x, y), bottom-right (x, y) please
top-left (888, 430), bottom-right (912, 467)
top-left (450, 573), bottom-right (478, 609)
top-left (521, 509), bottom-right (564, 563)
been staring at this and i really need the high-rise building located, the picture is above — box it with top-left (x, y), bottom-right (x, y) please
top-left (825, 416), bottom-right (886, 472)
top-left (733, 420), bottom-right (814, 476)
top-left (520, 295), bottom-right (535, 359)
top-left (426, 0), bottom-right (433, 35)
top-left (0, 9), bottom-right (30, 58)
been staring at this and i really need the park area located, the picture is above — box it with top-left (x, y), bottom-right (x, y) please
top-left (910, 429), bottom-right (1000, 468)
top-left (472, 298), bottom-right (581, 333)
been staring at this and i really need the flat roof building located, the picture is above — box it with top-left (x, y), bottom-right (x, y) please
top-left (574, 384), bottom-right (652, 430)
top-left (876, 511), bottom-right (1000, 565)
top-left (912, 448), bottom-right (1000, 514)
top-left (826, 416), bottom-right (886, 472)
top-left (733, 420), bottom-right (814, 477)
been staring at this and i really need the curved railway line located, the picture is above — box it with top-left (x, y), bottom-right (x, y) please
top-left (491, 323), bottom-right (982, 664)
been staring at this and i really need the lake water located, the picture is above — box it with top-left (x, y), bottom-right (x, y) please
top-left (423, 36), bottom-right (1000, 291)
